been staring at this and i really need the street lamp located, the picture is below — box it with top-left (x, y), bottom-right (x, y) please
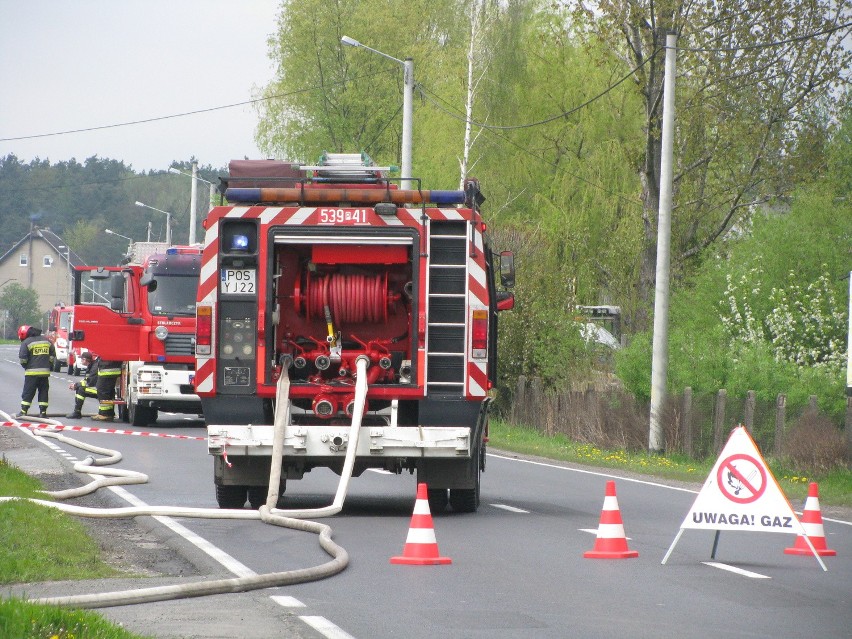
top-left (169, 164), bottom-right (216, 244)
top-left (134, 201), bottom-right (173, 245)
top-left (104, 228), bottom-right (133, 257)
top-left (57, 244), bottom-right (73, 301)
top-left (341, 35), bottom-right (413, 188)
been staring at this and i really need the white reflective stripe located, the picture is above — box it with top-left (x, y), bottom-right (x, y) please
top-left (259, 206), bottom-right (284, 224)
top-left (438, 209), bottom-right (464, 220)
top-left (405, 527), bottom-right (438, 544)
top-left (595, 523), bottom-right (627, 539)
top-left (467, 366), bottom-right (485, 396)
top-left (225, 206), bottom-right (252, 218)
top-left (412, 499), bottom-right (431, 515)
top-left (285, 207), bottom-right (316, 225)
top-left (602, 496), bottom-right (620, 510)
top-left (802, 522), bottom-right (826, 536)
top-left (469, 259), bottom-right (486, 289)
top-left (195, 375), bottom-right (213, 393)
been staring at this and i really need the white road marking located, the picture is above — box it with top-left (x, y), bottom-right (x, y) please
top-left (270, 595), bottom-right (306, 607)
top-left (299, 616), bottom-right (356, 639)
top-left (702, 561), bottom-right (770, 579)
top-left (490, 503), bottom-right (529, 513)
top-left (108, 484), bottom-right (257, 578)
top-left (488, 452), bottom-right (700, 494)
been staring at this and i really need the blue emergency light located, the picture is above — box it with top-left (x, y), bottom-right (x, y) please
top-left (231, 234), bottom-right (250, 251)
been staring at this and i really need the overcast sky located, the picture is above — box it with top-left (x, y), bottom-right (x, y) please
top-left (0, 0), bottom-right (280, 172)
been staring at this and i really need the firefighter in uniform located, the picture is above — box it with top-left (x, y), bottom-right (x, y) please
top-left (17, 325), bottom-right (55, 418)
top-left (66, 351), bottom-right (98, 419)
top-left (92, 359), bottom-right (122, 421)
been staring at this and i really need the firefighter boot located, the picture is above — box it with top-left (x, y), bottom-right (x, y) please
top-left (92, 413), bottom-right (114, 422)
top-left (67, 406), bottom-right (83, 419)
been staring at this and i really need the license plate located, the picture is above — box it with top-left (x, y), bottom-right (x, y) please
top-left (220, 269), bottom-right (256, 294)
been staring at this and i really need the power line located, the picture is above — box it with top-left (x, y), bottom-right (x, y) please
top-left (677, 20), bottom-right (852, 53)
top-left (0, 69), bottom-right (393, 142)
top-left (419, 50), bottom-right (661, 131)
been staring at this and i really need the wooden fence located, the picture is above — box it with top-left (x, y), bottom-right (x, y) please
top-left (502, 375), bottom-right (852, 461)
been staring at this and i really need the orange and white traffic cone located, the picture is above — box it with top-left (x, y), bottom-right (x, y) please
top-left (584, 480), bottom-right (639, 559)
top-left (784, 482), bottom-right (836, 557)
top-left (391, 483), bottom-right (452, 565)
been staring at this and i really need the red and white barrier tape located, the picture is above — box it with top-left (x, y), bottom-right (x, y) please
top-left (2, 421), bottom-right (205, 441)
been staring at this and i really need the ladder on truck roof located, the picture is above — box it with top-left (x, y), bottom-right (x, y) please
top-left (300, 152), bottom-right (394, 181)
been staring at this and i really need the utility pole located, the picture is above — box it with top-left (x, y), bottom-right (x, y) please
top-left (189, 162), bottom-right (199, 245)
top-left (649, 32), bottom-right (677, 453)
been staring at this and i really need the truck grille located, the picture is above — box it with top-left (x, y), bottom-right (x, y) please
top-left (165, 333), bottom-right (196, 356)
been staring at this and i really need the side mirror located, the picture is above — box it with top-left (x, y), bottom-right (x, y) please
top-left (109, 273), bottom-right (125, 311)
top-left (499, 251), bottom-right (515, 288)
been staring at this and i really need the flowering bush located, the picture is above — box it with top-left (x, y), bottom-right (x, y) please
top-left (720, 265), bottom-right (847, 376)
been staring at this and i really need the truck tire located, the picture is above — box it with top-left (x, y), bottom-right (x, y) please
top-left (427, 488), bottom-right (449, 514)
top-left (53, 359), bottom-right (62, 372)
top-left (247, 486), bottom-right (268, 510)
top-left (449, 439), bottom-right (484, 513)
top-left (216, 484), bottom-right (247, 509)
top-left (129, 401), bottom-right (157, 426)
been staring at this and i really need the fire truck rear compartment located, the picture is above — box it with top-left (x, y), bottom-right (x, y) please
top-left (272, 235), bottom-right (416, 418)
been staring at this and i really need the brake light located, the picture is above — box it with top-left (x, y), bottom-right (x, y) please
top-left (471, 309), bottom-right (488, 359)
top-left (196, 305), bottom-right (212, 355)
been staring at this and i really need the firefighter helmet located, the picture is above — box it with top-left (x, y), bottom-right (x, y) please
top-left (17, 325), bottom-right (31, 340)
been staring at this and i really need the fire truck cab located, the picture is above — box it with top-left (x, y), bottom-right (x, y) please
top-left (71, 242), bottom-right (203, 425)
top-left (196, 154), bottom-right (514, 512)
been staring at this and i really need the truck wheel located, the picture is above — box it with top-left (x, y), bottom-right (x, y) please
top-left (449, 440), bottom-right (483, 513)
top-left (449, 473), bottom-right (480, 513)
top-left (129, 401), bottom-right (157, 426)
top-left (53, 359), bottom-right (62, 372)
top-left (247, 486), bottom-right (268, 509)
top-left (216, 484), bottom-right (247, 509)
top-left (427, 488), bottom-right (449, 514)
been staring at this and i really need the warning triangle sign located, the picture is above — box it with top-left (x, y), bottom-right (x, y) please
top-left (663, 426), bottom-right (827, 570)
top-left (679, 426), bottom-right (804, 534)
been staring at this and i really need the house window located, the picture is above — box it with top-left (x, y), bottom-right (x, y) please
top-left (19, 253), bottom-right (27, 266)
top-left (43, 255), bottom-right (54, 267)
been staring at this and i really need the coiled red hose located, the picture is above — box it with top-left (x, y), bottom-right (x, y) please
top-left (304, 273), bottom-right (388, 324)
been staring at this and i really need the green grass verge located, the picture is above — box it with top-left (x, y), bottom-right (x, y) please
top-left (0, 459), bottom-right (150, 639)
top-left (0, 598), bottom-right (153, 639)
top-left (488, 419), bottom-right (852, 508)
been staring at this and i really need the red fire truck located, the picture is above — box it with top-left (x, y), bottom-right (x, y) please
top-left (196, 153), bottom-right (514, 512)
top-left (71, 242), bottom-right (202, 425)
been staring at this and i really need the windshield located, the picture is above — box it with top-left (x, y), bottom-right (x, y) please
top-left (147, 276), bottom-right (198, 316)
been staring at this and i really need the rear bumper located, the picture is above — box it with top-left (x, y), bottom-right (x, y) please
top-left (208, 424), bottom-right (472, 459)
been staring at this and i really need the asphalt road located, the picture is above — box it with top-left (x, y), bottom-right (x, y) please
top-left (1, 344), bottom-right (851, 638)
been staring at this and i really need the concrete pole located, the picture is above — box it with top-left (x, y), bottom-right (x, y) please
top-left (401, 57), bottom-right (414, 189)
top-left (649, 32), bottom-right (677, 453)
top-left (189, 162), bottom-right (199, 245)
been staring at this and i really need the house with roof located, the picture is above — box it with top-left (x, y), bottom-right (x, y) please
top-left (0, 227), bottom-right (85, 320)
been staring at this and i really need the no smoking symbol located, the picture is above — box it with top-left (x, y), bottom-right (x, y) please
top-left (716, 453), bottom-right (767, 504)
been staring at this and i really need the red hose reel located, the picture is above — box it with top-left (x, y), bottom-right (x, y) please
top-left (294, 271), bottom-right (399, 324)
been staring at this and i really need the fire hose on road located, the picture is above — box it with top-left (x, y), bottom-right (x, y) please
top-left (0, 357), bottom-right (370, 609)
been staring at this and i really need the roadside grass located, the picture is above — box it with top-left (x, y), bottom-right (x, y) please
top-left (488, 419), bottom-right (852, 508)
top-left (0, 599), bottom-right (152, 639)
top-left (0, 459), bottom-right (150, 639)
